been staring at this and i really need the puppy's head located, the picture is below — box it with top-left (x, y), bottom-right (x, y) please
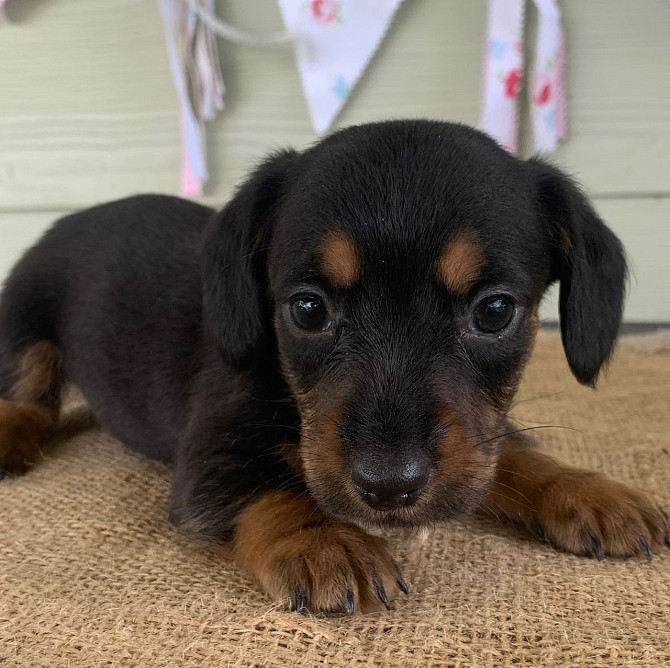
top-left (202, 121), bottom-right (626, 529)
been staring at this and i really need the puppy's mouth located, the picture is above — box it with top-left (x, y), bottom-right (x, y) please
top-left (302, 468), bottom-right (491, 531)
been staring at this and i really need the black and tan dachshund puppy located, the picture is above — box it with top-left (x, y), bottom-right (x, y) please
top-left (1, 121), bottom-right (667, 614)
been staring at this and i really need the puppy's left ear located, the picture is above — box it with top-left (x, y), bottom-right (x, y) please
top-left (202, 150), bottom-right (299, 368)
top-left (530, 159), bottom-right (627, 386)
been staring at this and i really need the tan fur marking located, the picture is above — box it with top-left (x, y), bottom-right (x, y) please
top-left (436, 230), bottom-right (485, 294)
top-left (232, 490), bottom-right (400, 613)
top-left (305, 409), bottom-right (345, 478)
top-left (0, 341), bottom-right (63, 475)
top-left (0, 401), bottom-right (55, 475)
top-left (319, 233), bottom-right (361, 288)
top-left (436, 415), bottom-right (491, 482)
top-left (479, 437), bottom-right (669, 558)
top-left (11, 341), bottom-right (63, 410)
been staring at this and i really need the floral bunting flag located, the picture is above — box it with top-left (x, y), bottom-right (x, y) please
top-left (277, 0), bottom-right (405, 133)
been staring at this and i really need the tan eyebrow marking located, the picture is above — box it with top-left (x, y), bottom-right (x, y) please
top-left (319, 232), bottom-right (361, 288)
top-left (436, 230), bottom-right (485, 295)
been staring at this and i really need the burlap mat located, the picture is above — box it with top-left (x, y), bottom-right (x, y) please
top-left (1, 333), bottom-right (668, 667)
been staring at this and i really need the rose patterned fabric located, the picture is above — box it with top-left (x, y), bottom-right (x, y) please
top-left (529, 0), bottom-right (565, 153)
top-left (480, 0), bottom-right (526, 153)
top-left (277, 0), bottom-right (405, 133)
top-left (480, 0), bottom-right (565, 155)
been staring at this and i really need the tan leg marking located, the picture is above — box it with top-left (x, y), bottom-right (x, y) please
top-left (232, 490), bottom-right (405, 614)
top-left (0, 341), bottom-right (62, 476)
top-left (480, 437), bottom-right (670, 559)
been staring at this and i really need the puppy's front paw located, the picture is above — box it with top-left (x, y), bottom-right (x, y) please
top-left (232, 491), bottom-right (406, 614)
top-left (530, 472), bottom-right (669, 560)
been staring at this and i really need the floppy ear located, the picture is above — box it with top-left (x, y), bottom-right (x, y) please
top-left (530, 160), bottom-right (627, 386)
top-left (202, 150), bottom-right (298, 368)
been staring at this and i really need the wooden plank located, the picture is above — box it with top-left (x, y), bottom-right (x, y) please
top-left (0, 0), bottom-right (668, 210)
top-left (2, 197), bottom-right (668, 322)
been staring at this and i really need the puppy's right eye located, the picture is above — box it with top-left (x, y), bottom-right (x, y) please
top-left (290, 296), bottom-right (331, 332)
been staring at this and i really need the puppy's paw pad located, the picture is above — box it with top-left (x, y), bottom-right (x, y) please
top-left (532, 472), bottom-right (669, 560)
top-left (257, 525), bottom-right (405, 614)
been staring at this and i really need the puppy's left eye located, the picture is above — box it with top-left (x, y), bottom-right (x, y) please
top-left (290, 296), bottom-right (331, 332)
top-left (471, 295), bottom-right (515, 333)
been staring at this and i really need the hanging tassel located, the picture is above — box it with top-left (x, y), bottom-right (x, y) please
top-left (159, 0), bottom-right (225, 196)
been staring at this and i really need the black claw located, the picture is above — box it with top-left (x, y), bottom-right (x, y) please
top-left (345, 588), bottom-right (355, 615)
top-left (293, 587), bottom-right (307, 614)
top-left (665, 534), bottom-right (670, 550)
top-left (376, 582), bottom-right (391, 611)
top-left (641, 539), bottom-right (653, 563)
top-left (590, 534), bottom-right (604, 561)
top-left (396, 574), bottom-right (409, 595)
top-left (531, 520), bottom-right (547, 543)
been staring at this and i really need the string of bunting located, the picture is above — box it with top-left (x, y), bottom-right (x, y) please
top-left (0, 0), bottom-right (566, 196)
top-left (160, 0), bottom-right (565, 195)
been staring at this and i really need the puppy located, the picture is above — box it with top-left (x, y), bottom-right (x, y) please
top-left (0, 121), bottom-right (667, 614)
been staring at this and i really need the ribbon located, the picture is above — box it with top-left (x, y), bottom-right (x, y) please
top-left (480, 0), bottom-right (565, 155)
top-left (181, 0), bottom-right (293, 45)
top-left (480, 0), bottom-right (525, 153)
top-left (159, 0), bottom-right (225, 196)
top-left (529, 0), bottom-right (565, 152)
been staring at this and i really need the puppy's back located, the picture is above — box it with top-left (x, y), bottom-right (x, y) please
top-left (0, 195), bottom-right (215, 459)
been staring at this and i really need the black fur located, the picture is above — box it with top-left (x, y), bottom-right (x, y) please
top-left (0, 120), bottom-right (626, 539)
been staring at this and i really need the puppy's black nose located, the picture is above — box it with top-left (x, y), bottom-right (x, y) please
top-left (351, 459), bottom-right (431, 510)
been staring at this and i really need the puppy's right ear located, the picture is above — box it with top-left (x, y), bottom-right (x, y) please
top-left (202, 150), bottom-right (298, 367)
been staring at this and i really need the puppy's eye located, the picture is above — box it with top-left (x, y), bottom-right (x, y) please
top-left (290, 296), bottom-right (331, 332)
top-left (471, 295), bottom-right (515, 333)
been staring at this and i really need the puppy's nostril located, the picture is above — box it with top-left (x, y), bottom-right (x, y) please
top-left (351, 460), bottom-right (431, 510)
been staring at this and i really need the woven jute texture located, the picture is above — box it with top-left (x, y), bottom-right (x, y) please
top-left (1, 333), bottom-right (669, 667)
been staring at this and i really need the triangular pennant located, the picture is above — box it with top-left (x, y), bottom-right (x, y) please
top-left (277, 0), bottom-right (404, 133)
